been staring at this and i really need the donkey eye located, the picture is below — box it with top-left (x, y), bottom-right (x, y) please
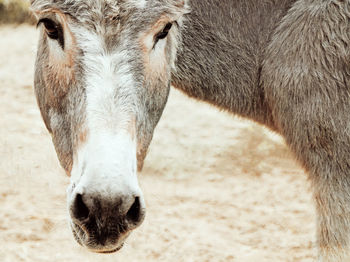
top-left (38, 18), bottom-right (59, 39)
top-left (38, 18), bottom-right (64, 48)
top-left (155, 23), bottom-right (173, 41)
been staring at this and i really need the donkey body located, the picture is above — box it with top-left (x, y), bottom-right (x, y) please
top-left (174, 1), bottom-right (350, 261)
top-left (31, 0), bottom-right (350, 261)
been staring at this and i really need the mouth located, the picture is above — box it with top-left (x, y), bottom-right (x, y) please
top-left (71, 221), bottom-right (127, 253)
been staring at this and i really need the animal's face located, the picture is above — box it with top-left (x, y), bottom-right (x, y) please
top-left (31, 0), bottom-right (188, 253)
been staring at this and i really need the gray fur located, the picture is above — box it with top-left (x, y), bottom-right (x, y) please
top-left (32, 0), bottom-right (350, 260)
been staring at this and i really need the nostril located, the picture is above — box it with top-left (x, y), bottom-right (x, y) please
top-left (73, 193), bottom-right (90, 221)
top-left (126, 196), bottom-right (142, 224)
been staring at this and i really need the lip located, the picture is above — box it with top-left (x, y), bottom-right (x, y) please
top-left (71, 221), bottom-right (126, 253)
top-left (94, 243), bottom-right (124, 254)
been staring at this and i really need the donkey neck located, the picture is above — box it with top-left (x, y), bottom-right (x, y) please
top-left (171, 0), bottom-right (296, 130)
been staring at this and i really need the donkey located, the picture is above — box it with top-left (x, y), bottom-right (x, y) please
top-left (31, 0), bottom-right (350, 261)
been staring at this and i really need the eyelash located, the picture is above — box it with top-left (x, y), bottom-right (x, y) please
top-left (37, 18), bottom-right (64, 49)
top-left (154, 22), bottom-right (173, 46)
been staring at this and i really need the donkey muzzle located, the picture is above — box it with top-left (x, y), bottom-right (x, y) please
top-left (69, 188), bottom-right (145, 252)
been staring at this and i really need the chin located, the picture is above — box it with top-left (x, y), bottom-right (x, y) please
top-left (70, 221), bottom-right (130, 253)
top-left (90, 243), bottom-right (125, 254)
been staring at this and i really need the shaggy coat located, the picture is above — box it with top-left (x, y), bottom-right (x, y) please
top-left (31, 0), bottom-right (350, 261)
top-left (173, 1), bottom-right (350, 261)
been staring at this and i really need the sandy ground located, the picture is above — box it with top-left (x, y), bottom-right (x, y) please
top-left (0, 25), bottom-right (316, 262)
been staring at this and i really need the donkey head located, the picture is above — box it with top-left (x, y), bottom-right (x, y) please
top-left (31, 0), bottom-right (189, 253)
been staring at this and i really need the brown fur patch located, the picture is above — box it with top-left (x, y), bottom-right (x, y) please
top-left (139, 16), bottom-right (170, 86)
top-left (41, 9), bottom-right (77, 108)
top-left (78, 129), bottom-right (88, 145)
top-left (65, 160), bottom-right (73, 177)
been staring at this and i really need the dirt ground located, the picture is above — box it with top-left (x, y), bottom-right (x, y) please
top-left (0, 25), bottom-right (316, 262)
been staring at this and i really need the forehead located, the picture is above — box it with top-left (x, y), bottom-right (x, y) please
top-left (31, 0), bottom-right (184, 23)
